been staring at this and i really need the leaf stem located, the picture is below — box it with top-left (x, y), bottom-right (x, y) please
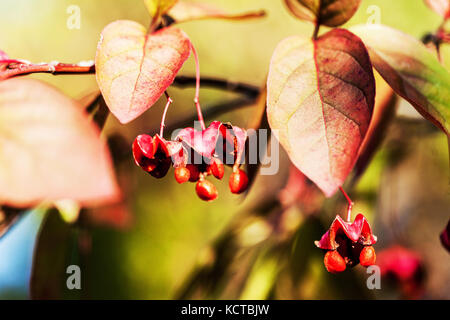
top-left (190, 43), bottom-right (206, 130)
top-left (312, 22), bottom-right (320, 40)
top-left (339, 186), bottom-right (353, 222)
top-left (160, 91), bottom-right (173, 137)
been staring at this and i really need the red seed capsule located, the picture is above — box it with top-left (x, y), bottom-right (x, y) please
top-left (324, 250), bottom-right (346, 273)
top-left (229, 169), bottom-right (248, 194)
top-left (174, 167), bottom-right (190, 184)
top-left (359, 246), bottom-right (376, 267)
top-left (208, 158), bottom-right (225, 180)
top-left (196, 179), bottom-right (218, 201)
top-left (186, 164), bottom-right (200, 182)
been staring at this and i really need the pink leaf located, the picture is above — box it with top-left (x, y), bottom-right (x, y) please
top-left (267, 29), bottom-right (375, 197)
top-left (0, 78), bottom-right (120, 207)
top-left (95, 21), bottom-right (191, 124)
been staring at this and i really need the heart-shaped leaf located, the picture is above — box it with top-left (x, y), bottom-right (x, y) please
top-left (424, 0), bottom-right (450, 18)
top-left (0, 78), bottom-right (120, 207)
top-left (95, 21), bottom-right (191, 124)
top-left (284, 0), bottom-right (361, 27)
top-left (144, 0), bottom-right (178, 17)
top-left (267, 29), bottom-right (375, 197)
top-left (167, 1), bottom-right (266, 23)
top-left (351, 24), bottom-right (450, 135)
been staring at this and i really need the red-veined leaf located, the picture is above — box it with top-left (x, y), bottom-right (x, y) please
top-left (0, 78), bottom-right (120, 207)
top-left (167, 1), bottom-right (265, 23)
top-left (95, 21), bottom-right (191, 124)
top-left (424, 0), bottom-right (450, 19)
top-left (351, 24), bottom-right (450, 135)
top-left (267, 29), bottom-right (375, 197)
top-left (283, 0), bottom-right (361, 27)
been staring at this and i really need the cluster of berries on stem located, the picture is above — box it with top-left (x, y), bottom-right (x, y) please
top-left (315, 187), bottom-right (377, 273)
top-left (132, 43), bottom-right (248, 201)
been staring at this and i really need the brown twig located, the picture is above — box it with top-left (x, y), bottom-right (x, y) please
top-left (0, 62), bottom-right (95, 80)
top-left (173, 75), bottom-right (260, 99)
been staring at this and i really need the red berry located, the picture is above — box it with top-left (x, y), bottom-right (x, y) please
top-left (359, 246), bottom-right (376, 267)
top-left (324, 250), bottom-right (346, 273)
top-left (208, 158), bottom-right (224, 180)
top-left (196, 179), bottom-right (218, 201)
top-left (186, 164), bottom-right (200, 182)
top-left (174, 167), bottom-right (190, 184)
top-left (229, 169), bottom-right (248, 194)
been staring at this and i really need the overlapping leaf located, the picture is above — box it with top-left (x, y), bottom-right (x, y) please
top-left (0, 78), bottom-right (120, 207)
top-left (267, 29), bottom-right (375, 197)
top-left (351, 24), bottom-right (450, 135)
top-left (284, 0), bottom-right (361, 27)
top-left (95, 21), bottom-right (191, 124)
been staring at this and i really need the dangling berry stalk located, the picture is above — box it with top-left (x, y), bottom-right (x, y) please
top-left (132, 42), bottom-right (249, 201)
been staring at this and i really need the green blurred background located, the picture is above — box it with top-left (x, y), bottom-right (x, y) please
top-left (0, 0), bottom-right (449, 299)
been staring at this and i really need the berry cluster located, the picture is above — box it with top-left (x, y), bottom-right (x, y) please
top-left (133, 121), bottom-right (249, 201)
top-left (315, 214), bottom-right (377, 273)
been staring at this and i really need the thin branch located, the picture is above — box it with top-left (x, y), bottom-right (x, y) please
top-left (173, 75), bottom-right (260, 99)
top-left (0, 62), bottom-right (95, 80)
top-left (312, 22), bottom-right (320, 40)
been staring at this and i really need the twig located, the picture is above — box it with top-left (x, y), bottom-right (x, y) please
top-left (0, 62), bottom-right (95, 80)
top-left (173, 76), bottom-right (260, 99)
